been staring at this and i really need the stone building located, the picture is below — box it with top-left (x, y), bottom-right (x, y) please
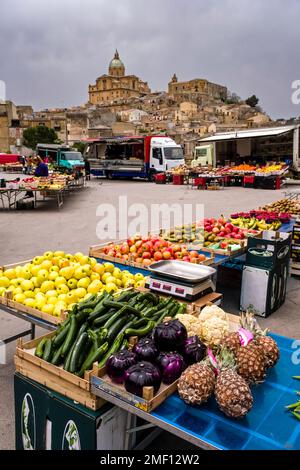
top-left (168, 73), bottom-right (227, 105)
top-left (88, 50), bottom-right (151, 105)
top-left (0, 101), bottom-right (19, 152)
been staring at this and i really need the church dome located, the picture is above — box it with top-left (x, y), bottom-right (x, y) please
top-left (109, 50), bottom-right (125, 76)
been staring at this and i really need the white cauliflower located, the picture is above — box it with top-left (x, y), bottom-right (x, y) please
top-left (201, 317), bottom-right (229, 346)
top-left (176, 314), bottom-right (202, 338)
top-left (199, 305), bottom-right (228, 323)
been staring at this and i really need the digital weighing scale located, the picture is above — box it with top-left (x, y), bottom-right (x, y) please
top-left (147, 260), bottom-right (217, 301)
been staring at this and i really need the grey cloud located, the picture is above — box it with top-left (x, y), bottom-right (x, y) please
top-left (0, 0), bottom-right (299, 118)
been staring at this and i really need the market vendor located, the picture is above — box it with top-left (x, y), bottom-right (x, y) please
top-left (24, 157), bottom-right (49, 198)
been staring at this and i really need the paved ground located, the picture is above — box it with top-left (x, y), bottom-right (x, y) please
top-left (0, 175), bottom-right (300, 449)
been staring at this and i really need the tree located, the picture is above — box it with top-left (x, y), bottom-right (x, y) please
top-left (23, 125), bottom-right (58, 150)
top-left (223, 91), bottom-right (241, 105)
top-left (73, 142), bottom-right (86, 154)
top-left (246, 95), bottom-right (259, 108)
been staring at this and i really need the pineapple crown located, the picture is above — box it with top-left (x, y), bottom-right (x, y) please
top-left (207, 347), bottom-right (237, 374)
top-left (240, 310), bottom-right (269, 338)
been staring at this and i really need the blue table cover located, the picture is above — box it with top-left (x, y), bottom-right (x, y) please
top-left (152, 333), bottom-right (300, 450)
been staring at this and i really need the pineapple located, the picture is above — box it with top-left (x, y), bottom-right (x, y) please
top-left (215, 348), bottom-right (253, 419)
top-left (236, 343), bottom-right (266, 384)
top-left (178, 362), bottom-right (216, 406)
top-left (220, 332), bottom-right (241, 355)
top-left (240, 311), bottom-right (280, 368)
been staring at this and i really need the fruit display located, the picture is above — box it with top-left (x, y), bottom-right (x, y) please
top-left (231, 210), bottom-right (291, 230)
top-left (286, 377), bottom-right (300, 421)
top-left (229, 164), bottom-right (256, 173)
top-left (101, 234), bottom-right (208, 266)
top-left (255, 163), bottom-right (288, 176)
top-left (262, 199), bottom-right (300, 216)
top-left (34, 291), bottom-right (186, 378)
top-left (0, 252), bottom-right (146, 317)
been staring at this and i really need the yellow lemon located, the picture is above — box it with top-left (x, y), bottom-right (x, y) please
top-left (34, 298), bottom-right (46, 310)
top-left (93, 264), bottom-right (105, 276)
top-left (48, 296), bottom-right (58, 305)
top-left (35, 292), bottom-right (45, 301)
top-left (67, 278), bottom-right (78, 289)
top-left (18, 267), bottom-right (31, 280)
top-left (48, 271), bottom-right (59, 281)
top-left (10, 278), bottom-right (23, 287)
top-left (90, 272), bottom-right (100, 281)
top-left (37, 269), bottom-right (49, 284)
top-left (77, 277), bottom-right (90, 289)
top-left (40, 280), bottom-right (55, 293)
top-left (57, 293), bottom-right (68, 303)
top-left (24, 298), bottom-right (35, 308)
top-left (115, 279), bottom-right (122, 287)
top-left (59, 266), bottom-right (75, 280)
top-left (121, 270), bottom-right (130, 277)
top-left (50, 265), bottom-right (59, 273)
top-left (54, 276), bottom-right (67, 287)
top-left (14, 293), bottom-right (26, 304)
top-left (45, 290), bottom-right (58, 299)
top-left (101, 272), bottom-right (111, 284)
top-left (79, 255), bottom-right (90, 266)
top-left (74, 267), bottom-right (86, 280)
top-left (135, 280), bottom-right (145, 288)
top-left (74, 252), bottom-right (84, 261)
top-left (41, 260), bottom-right (52, 271)
top-left (21, 279), bottom-right (34, 291)
top-left (34, 288), bottom-right (41, 294)
top-left (83, 293), bottom-right (93, 301)
top-left (103, 262), bottom-right (114, 273)
top-left (65, 254), bottom-right (74, 261)
top-left (75, 287), bottom-right (86, 299)
top-left (24, 290), bottom-right (35, 299)
top-left (43, 251), bottom-right (54, 260)
top-left (0, 277), bottom-right (10, 288)
top-left (87, 280), bottom-right (103, 294)
top-left (30, 264), bottom-right (41, 276)
top-left (105, 275), bottom-right (117, 285)
top-left (65, 291), bottom-right (78, 304)
top-left (105, 282), bottom-right (117, 293)
top-left (82, 264), bottom-right (92, 276)
top-left (54, 251), bottom-right (65, 258)
top-left (90, 258), bottom-right (97, 267)
top-left (124, 279), bottom-right (135, 288)
top-left (3, 268), bottom-right (15, 280)
top-left (134, 273), bottom-right (144, 281)
top-left (113, 268), bottom-right (122, 279)
top-left (13, 286), bottom-right (24, 295)
top-left (56, 283), bottom-right (69, 295)
top-left (31, 277), bottom-right (41, 288)
top-left (0, 287), bottom-right (6, 296)
top-left (32, 256), bottom-right (44, 265)
top-left (42, 304), bottom-right (54, 315)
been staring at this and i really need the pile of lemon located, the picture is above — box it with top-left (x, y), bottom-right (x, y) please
top-left (0, 251), bottom-right (146, 317)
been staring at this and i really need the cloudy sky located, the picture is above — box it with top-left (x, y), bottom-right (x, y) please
top-left (1, 0), bottom-right (299, 118)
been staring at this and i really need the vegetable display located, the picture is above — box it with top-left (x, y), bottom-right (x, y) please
top-left (153, 319), bottom-right (187, 351)
top-left (180, 336), bottom-right (206, 365)
top-left (286, 377), bottom-right (300, 421)
top-left (132, 338), bottom-right (158, 362)
top-left (106, 350), bottom-right (137, 384)
top-left (34, 290), bottom-right (185, 377)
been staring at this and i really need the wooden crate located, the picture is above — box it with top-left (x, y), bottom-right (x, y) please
top-left (92, 365), bottom-right (179, 413)
top-left (15, 332), bottom-right (106, 411)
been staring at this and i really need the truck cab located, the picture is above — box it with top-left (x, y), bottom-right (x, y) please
top-left (192, 144), bottom-right (214, 167)
top-left (36, 144), bottom-right (84, 172)
top-left (148, 137), bottom-right (184, 173)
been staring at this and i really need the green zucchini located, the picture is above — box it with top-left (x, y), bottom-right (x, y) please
top-left (93, 311), bottom-right (112, 326)
top-left (69, 332), bottom-right (89, 373)
top-left (35, 337), bottom-right (47, 358)
top-left (78, 341), bottom-right (109, 377)
top-left (125, 320), bottom-right (155, 337)
top-left (98, 334), bottom-right (124, 369)
top-left (106, 316), bottom-right (129, 343)
top-left (53, 323), bottom-right (70, 348)
top-left (61, 315), bottom-right (78, 357)
top-left (42, 338), bottom-right (53, 362)
top-left (51, 343), bottom-right (64, 365)
top-left (103, 307), bottom-right (127, 329)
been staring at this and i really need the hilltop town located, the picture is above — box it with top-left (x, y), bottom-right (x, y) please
top-left (1, 50), bottom-right (272, 158)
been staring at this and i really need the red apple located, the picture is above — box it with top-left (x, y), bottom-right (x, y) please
top-left (107, 249), bottom-right (116, 257)
top-left (142, 258), bottom-right (152, 267)
top-left (189, 251), bottom-right (199, 258)
top-left (136, 257), bottom-right (143, 264)
top-left (182, 256), bottom-right (191, 262)
top-left (172, 244), bottom-right (181, 253)
top-left (225, 223), bottom-right (234, 231)
top-left (233, 226), bottom-right (240, 234)
top-left (154, 251), bottom-right (163, 261)
top-left (212, 227), bottom-right (220, 234)
top-left (220, 241), bottom-right (228, 249)
top-left (219, 231), bottom-right (226, 238)
top-left (120, 244), bottom-right (129, 255)
top-left (122, 254), bottom-right (129, 261)
top-left (135, 240), bottom-right (143, 248)
top-left (115, 252), bottom-right (122, 258)
top-left (175, 252), bottom-right (184, 259)
top-left (205, 225), bottom-right (213, 233)
top-left (163, 251), bottom-right (171, 260)
top-left (142, 251), bottom-right (151, 259)
top-left (234, 234), bottom-right (242, 240)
